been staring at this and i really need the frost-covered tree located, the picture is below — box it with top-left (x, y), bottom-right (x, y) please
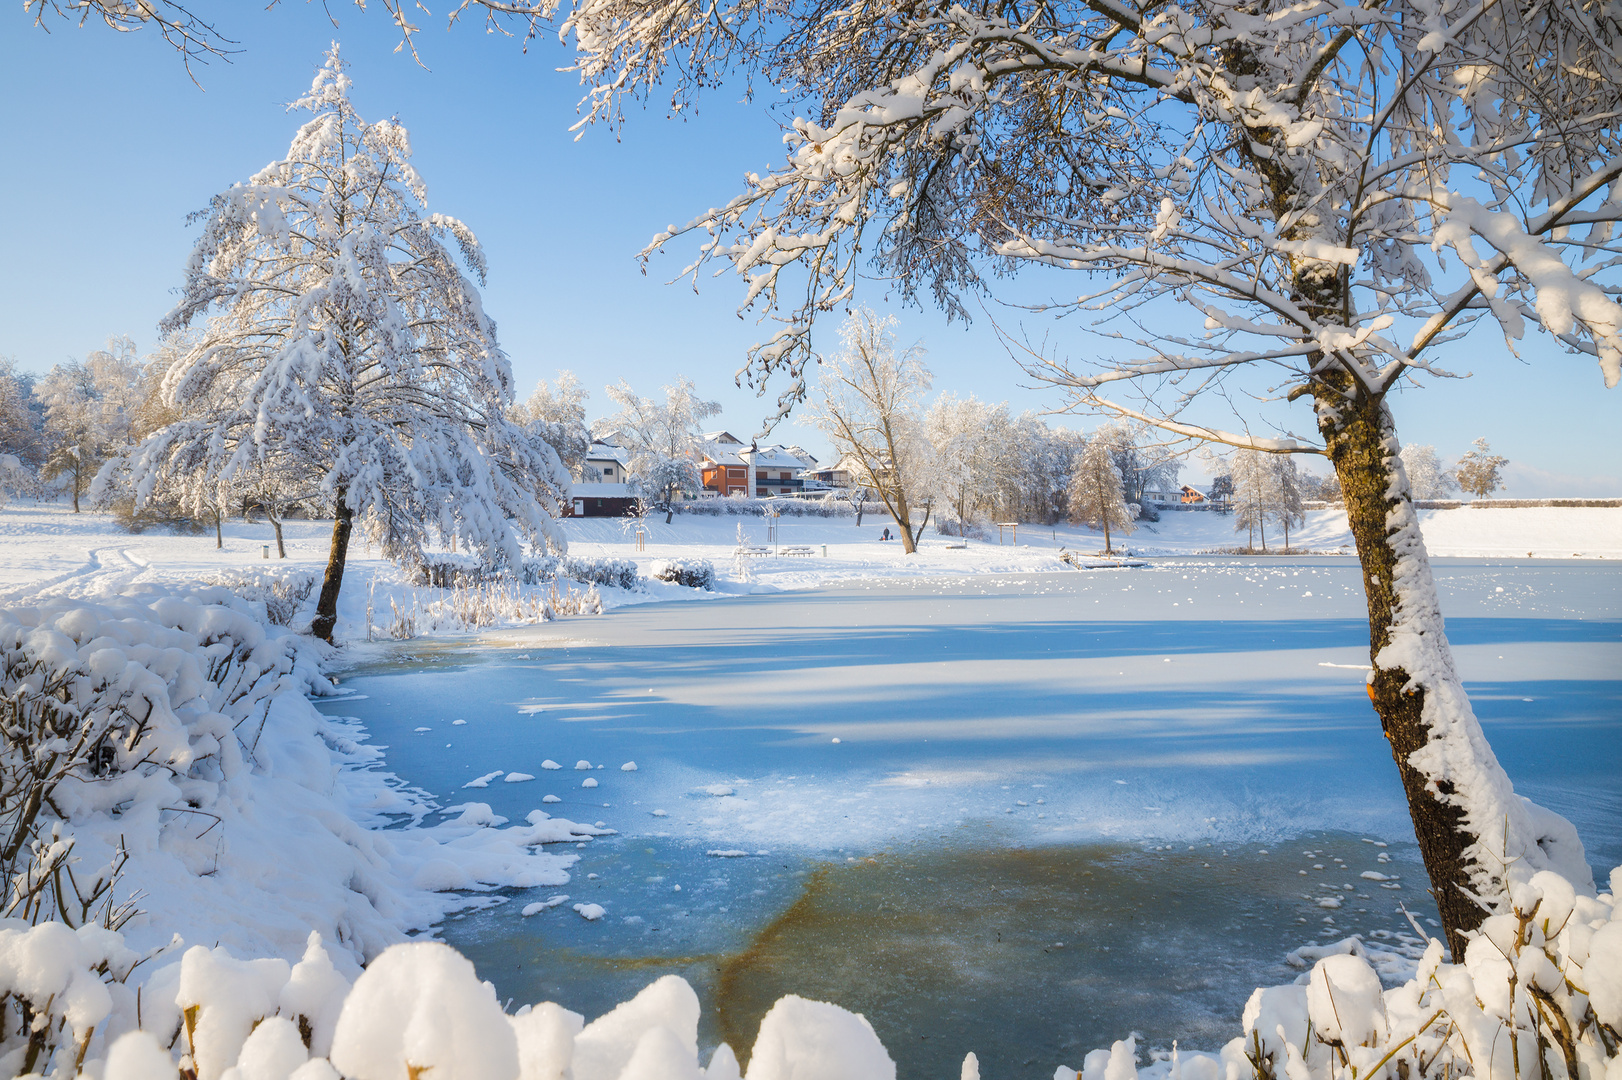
top-left (133, 46), bottom-right (567, 640)
top-left (596, 376), bottom-right (719, 523)
top-left (558, 0), bottom-right (1620, 949)
top-left (513, 371), bottom-right (592, 481)
top-left (1271, 456), bottom-right (1305, 550)
top-left (1455, 439), bottom-right (1509, 498)
top-left (35, 338), bottom-right (143, 512)
top-left (1400, 445), bottom-right (1457, 501)
top-left (1068, 434), bottom-right (1136, 554)
top-left (807, 309), bottom-right (935, 552)
top-left (1230, 451), bottom-right (1277, 551)
top-left (926, 393), bottom-right (1008, 532)
top-left (0, 360), bottom-right (44, 494)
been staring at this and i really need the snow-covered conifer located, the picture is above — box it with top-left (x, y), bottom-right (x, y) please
top-left (1455, 439), bottom-right (1509, 498)
top-left (1068, 434), bottom-right (1136, 554)
top-left (134, 45), bottom-right (567, 639)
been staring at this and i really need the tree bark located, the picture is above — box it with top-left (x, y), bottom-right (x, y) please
top-left (311, 496), bottom-right (354, 643)
top-left (268, 512), bottom-right (286, 558)
top-left (214, 507), bottom-right (223, 549)
top-left (1316, 382), bottom-right (1482, 959)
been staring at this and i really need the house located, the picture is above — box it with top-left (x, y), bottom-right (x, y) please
top-left (700, 437), bottom-right (816, 497)
top-left (807, 453), bottom-right (890, 494)
top-left (584, 441), bottom-right (629, 484)
top-left (567, 482), bottom-right (639, 517)
top-left (700, 441), bottom-right (751, 497)
top-left (740, 444), bottom-right (812, 496)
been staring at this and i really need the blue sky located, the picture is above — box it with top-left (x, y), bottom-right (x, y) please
top-left (3, 7), bottom-right (1618, 493)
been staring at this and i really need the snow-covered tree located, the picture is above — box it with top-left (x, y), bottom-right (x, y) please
top-left (595, 376), bottom-right (720, 523)
top-left (807, 309), bottom-right (935, 552)
top-left (1230, 451), bottom-right (1277, 551)
top-left (35, 338), bottom-right (143, 512)
top-left (926, 393), bottom-right (1009, 533)
top-left (1068, 434), bottom-right (1136, 554)
top-left (131, 46), bottom-right (567, 640)
top-left (559, 0), bottom-right (1622, 949)
top-left (1271, 456), bottom-right (1305, 550)
top-left (1455, 439), bottom-right (1509, 498)
top-left (1400, 445), bottom-right (1457, 501)
top-left (0, 360), bottom-right (43, 496)
top-left (513, 371), bottom-right (592, 481)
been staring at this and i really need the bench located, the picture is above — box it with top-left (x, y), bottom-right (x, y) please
top-left (734, 546), bottom-right (772, 557)
top-left (779, 546), bottom-right (816, 557)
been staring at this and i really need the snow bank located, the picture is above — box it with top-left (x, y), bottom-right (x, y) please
top-left (0, 580), bottom-right (607, 971)
top-left (13, 865), bottom-right (1615, 1080)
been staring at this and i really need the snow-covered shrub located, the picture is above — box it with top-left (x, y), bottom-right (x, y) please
top-left (1058, 867), bottom-right (1621, 1080)
top-left (412, 553), bottom-right (499, 589)
top-left (519, 555), bottom-right (638, 590)
top-left (51, 936), bottom-right (897, 1080)
top-left (519, 553), bottom-right (562, 585)
top-left (675, 496), bottom-right (850, 517)
top-left (0, 591), bottom-right (318, 936)
top-left (210, 568), bottom-right (320, 626)
top-left (560, 557), bottom-right (640, 591)
top-left (650, 559), bottom-right (715, 590)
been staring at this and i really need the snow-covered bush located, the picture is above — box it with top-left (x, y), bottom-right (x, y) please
top-left (519, 555), bottom-right (638, 591)
top-left (561, 557), bottom-right (640, 591)
top-left (412, 553), bottom-right (499, 589)
top-left (675, 496), bottom-right (850, 517)
top-left (649, 559), bottom-right (715, 590)
top-left (210, 569), bottom-right (320, 626)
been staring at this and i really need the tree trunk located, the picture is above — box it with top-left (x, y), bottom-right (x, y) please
top-left (269, 512), bottom-right (286, 559)
top-left (908, 500), bottom-right (932, 549)
top-left (311, 496), bottom-right (354, 643)
top-left (1102, 517), bottom-right (1111, 554)
top-left (856, 503), bottom-right (864, 526)
top-left (1315, 383), bottom-right (1533, 960)
top-left (1258, 516), bottom-right (1267, 552)
top-left (214, 507), bottom-right (223, 549)
top-left (894, 498), bottom-right (917, 554)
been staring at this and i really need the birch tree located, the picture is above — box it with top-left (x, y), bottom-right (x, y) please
top-left (131, 46), bottom-right (567, 640)
top-left (556, 0), bottom-right (1618, 952)
top-left (807, 309), bottom-right (935, 552)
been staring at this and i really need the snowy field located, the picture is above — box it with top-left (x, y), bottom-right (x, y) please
top-left (0, 502), bottom-right (1617, 1080)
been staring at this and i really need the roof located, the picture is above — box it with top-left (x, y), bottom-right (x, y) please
top-left (703, 430), bottom-right (746, 446)
top-left (585, 441), bottom-right (628, 465)
top-left (741, 444), bottom-right (813, 470)
top-left (572, 482), bottom-right (633, 497)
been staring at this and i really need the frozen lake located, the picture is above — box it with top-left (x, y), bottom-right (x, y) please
top-left (319, 557), bottom-right (1620, 1079)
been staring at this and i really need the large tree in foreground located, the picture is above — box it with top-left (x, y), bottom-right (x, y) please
top-left (134, 45), bottom-right (567, 640)
top-left (560, 0), bottom-right (1619, 954)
